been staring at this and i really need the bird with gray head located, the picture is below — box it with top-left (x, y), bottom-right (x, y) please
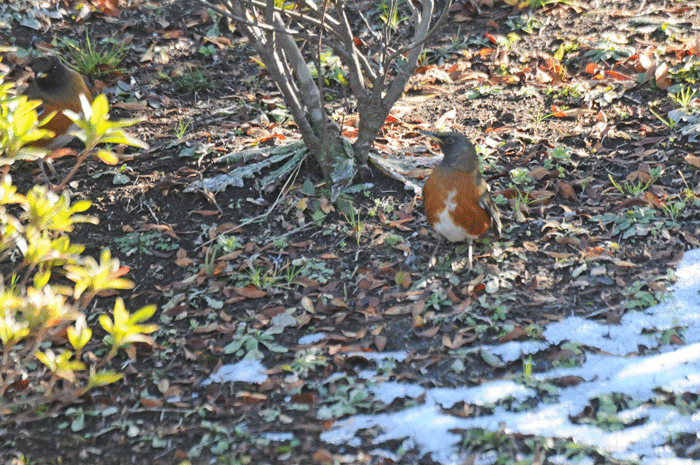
top-left (420, 130), bottom-right (501, 269)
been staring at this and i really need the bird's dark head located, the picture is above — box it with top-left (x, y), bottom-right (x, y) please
top-left (419, 130), bottom-right (478, 172)
top-left (31, 55), bottom-right (66, 89)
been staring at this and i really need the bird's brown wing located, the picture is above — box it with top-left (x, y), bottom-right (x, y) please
top-left (477, 178), bottom-right (502, 237)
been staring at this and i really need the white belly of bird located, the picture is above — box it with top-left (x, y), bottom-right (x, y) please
top-left (433, 189), bottom-right (479, 242)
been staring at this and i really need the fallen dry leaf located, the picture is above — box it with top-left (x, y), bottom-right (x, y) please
top-left (685, 154), bottom-right (700, 169)
top-left (234, 286), bottom-right (267, 299)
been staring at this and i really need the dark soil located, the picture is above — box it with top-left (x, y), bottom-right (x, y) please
top-left (2, 0), bottom-right (700, 463)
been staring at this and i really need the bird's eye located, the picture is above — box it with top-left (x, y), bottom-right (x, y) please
top-left (446, 137), bottom-right (454, 144)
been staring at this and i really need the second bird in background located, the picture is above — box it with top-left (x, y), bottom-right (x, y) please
top-left (22, 54), bottom-right (93, 150)
top-left (420, 130), bottom-right (502, 270)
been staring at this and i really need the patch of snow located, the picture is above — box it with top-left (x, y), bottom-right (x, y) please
top-left (201, 359), bottom-right (268, 385)
top-left (298, 332), bottom-right (327, 344)
top-left (321, 249), bottom-right (700, 464)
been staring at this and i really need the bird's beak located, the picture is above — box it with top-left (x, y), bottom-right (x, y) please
top-left (418, 129), bottom-right (444, 143)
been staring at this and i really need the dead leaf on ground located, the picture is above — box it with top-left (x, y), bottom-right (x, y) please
top-left (685, 154), bottom-right (700, 168)
top-left (234, 286), bottom-right (267, 299)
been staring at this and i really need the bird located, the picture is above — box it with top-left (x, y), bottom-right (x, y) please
top-left (22, 55), bottom-right (93, 149)
top-left (420, 130), bottom-right (502, 269)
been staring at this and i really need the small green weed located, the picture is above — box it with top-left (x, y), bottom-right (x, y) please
top-left (421, 30), bottom-right (487, 65)
top-left (662, 198), bottom-right (686, 223)
top-left (383, 232), bottom-right (402, 247)
top-left (505, 15), bottom-right (542, 34)
top-left (585, 34), bottom-right (634, 63)
top-left (543, 145), bottom-right (572, 176)
top-left (223, 324), bottom-right (288, 360)
top-left (317, 377), bottom-right (371, 420)
top-left (591, 207), bottom-right (662, 240)
top-left (341, 207), bottom-right (365, 247)
top-left (425, 287), bottom-right (452, 311)
top-left (289, 348), bottom-right (327, 378)
top-left (608, 172), bottom-right (658, 196)
top-left (623, 279), bottom-right (660, 310)
top-left (378, 0), bottom-right (409, 30)
top-left (528, 103), bottom-right (553, 131)
top-left (113, 231), bottom-right (178, 256)
top-left (649, 106), bottom-right (678, 132)
top-left (466, 85), bottom-right (502, 100)
top-left (199, 44), bottom-right (217, 58)
top-left (174, 118), bottom-right (191, 139)
top-left (669, 58), bottom-right (700, 86)
top-left (61, 30), bottom-right (129, 77)
top-left (553, 40), bottom-right (579, 61)
top-left (509, 167), bottom-right (533, 189)
top-left (529, 0), bottom-right (572, 8)
top-left (308, 49), bottom-right (349, 86)
top-left (669, 86), bottom-right (698, 112)
top-left (547, 83), bottom-right (585, 104)
top-left (174, 68), bottom-right (215, 93)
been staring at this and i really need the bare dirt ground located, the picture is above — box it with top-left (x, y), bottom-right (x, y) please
top-left (2, 0), bottom-right (700, 463)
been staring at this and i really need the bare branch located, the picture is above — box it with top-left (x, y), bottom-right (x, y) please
top-left (333, 0), bottom-right (371, 99)
top-left (385, 0), bottom-right (452, 67)
top-left (199, 0), bottom-right (301, 35)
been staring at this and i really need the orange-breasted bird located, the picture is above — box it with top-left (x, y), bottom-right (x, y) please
top-left (420, 130), bottom-right (502, 269)
top-left (22, 55), bottom-right (93, 149)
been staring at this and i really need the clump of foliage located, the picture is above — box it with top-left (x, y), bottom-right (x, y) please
top-left (61, 30), bottom-right (130, 77)
top-left (0, 75), bottom-right (155, 424)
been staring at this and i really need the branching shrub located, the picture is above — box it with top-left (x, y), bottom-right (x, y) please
top-left (0, 74), bottom-right (155, 424)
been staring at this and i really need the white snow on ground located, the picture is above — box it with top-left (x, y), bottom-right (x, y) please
top-left (201, 359), bottom-right (269, 385)
top-left (321, 249), bottom-right (700, 464)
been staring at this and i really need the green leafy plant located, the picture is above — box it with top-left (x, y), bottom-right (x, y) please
top-left (223, 325), bottom-right (288, 360)
top-left (289, 348), bottom-right (327, 378)
top-left (662, 198), bottom-right (686, 223)
top-left (174, 69), bottom-right (215, 93)
top-left (505, 15), bottom-right (542, 34)
top-left (383, 232), bottom-right (402, 247)
top-left (425, 287), bottom-right (451, 311)
top-left (670, 86), bottom-right (698, 112)
top-left (0, 189), bottom-right (156, 423)
top-left (308, 49), bottom-right (349, 87)
top-left (622, 280), bottom-right (660, 310)
top-left (543, 145), bottom-right (572, 176)
top-left (0, 83), bottom-right (53, 170)
top-left (585, 34), bottom-right (634, 63)
top-left (378, 0), bottom-right (409, 30)
top-left (56, 93), bottom-right (149, 192)
top-left (608, 173), bottom-right (653, 196)
top-left (317, 377), bottom-right (371, 420)
top-left (341, 207), bottom-right (365, 247)
top-left (590, 207), bottom-right (662, 241)
top-left (553, 40), bottom-right (579, 61)
top-left (61, 30), bottom-right (130, 77)
top-left (529, 0), bottom-right (571, 8)
top-left (244, 263), bottom-right (283, 289)
top-left (509, 167), bottom-right (532, 189)
top-left (547, 83), bottom-right (585, 104)
top-left (0, 74), bottom-right (155, 424)
top-left (467, 85), bottom-right (502, 100)
top-left (113, 231), bottom-right (178, 256)
top-left (174, 118), bottom-right (191, 139)
top-left (669, 57), bottom-right (700, 87)
top-left (199, 44), bottom-right (217, 58)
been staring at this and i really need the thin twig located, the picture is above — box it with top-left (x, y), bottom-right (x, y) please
top-left (199, 0), bottom-right (301, 34)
